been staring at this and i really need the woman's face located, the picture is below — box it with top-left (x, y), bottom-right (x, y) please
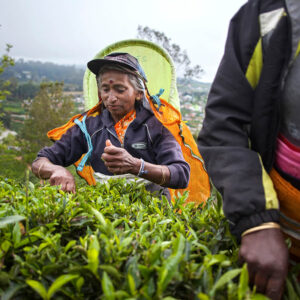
top-left (99, 70), bottom-right (142, 123)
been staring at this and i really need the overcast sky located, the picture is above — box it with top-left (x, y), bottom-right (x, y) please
top-left (0, 0), bottom-right (246, 82)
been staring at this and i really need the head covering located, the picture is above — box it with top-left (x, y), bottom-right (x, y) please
top-left (87, 52), bottom-right (147, 82)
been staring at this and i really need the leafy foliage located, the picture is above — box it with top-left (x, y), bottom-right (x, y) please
top-left (1, 176), bottom-right (290, 300)
top-left (0, 44), bottom-right (15, 132)
top-left (0, 59), bottom-right (84, 91)
top-left (20, 82), bottom-right (75, 163)
top-left (0, 44), bottom-right (15, 101)
top-left (137, 26), bottom-right (203, 80)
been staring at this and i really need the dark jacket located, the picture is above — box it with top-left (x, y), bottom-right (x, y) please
top-left (197, 0), bottom-right (291, 240)
top-left (38, 102), bottom-right (190, 189)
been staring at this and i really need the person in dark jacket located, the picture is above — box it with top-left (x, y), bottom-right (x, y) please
top-left (198, 0), bottom-right (300, 299)
top-left (32, 53), bottom-right (190, 199)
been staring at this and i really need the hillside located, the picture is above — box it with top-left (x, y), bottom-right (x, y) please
top-left (0, 59), bottom-right (85, 91)
top-left (0, 60), bottom-right (210, 135)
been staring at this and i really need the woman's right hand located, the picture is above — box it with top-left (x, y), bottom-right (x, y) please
top-left (32, 158), bottom-right (76, 193)
top-left (49, 166), bottom-right (76, 193)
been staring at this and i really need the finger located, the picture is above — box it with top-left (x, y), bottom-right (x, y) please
top-left (265, 276), bottom-right (285, 300)
top-left (61, 181), bottom-right (68, 192)
top-left (103, 146), bottom-right (122, 155)
top-left (66, 182), bottom-right (76, 193)
top-left (102, 152), bottom-right (124, 163)
top-left (49, 177), bottom-right (58, 186)
top-left (254, 271), bottom-right (268, 294)
top-left (106, 139), bottom-right (112, 147)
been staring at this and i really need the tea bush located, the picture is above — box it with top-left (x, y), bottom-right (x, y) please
top-left (0, 177), bottom-right (299, 299)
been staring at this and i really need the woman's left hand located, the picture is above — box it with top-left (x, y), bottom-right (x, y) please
top-left (101, 140), bottom-right (140, 175)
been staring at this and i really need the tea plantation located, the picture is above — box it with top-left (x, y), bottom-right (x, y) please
top-left (0, 177), bottom-right (299, 299)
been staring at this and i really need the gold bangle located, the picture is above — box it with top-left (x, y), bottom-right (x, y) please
top-left (158, 166), bottom-right (166, 186)
top-left (37, 161), bottom-right (46, 179)
top-left (241, 222), bottom-right (281, 237)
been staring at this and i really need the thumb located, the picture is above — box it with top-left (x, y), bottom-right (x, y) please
top-left (106, 139), bottom-right (112, 147)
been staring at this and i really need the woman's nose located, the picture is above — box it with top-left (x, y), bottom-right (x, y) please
top-left (107, 91), bottom-right (117, 102)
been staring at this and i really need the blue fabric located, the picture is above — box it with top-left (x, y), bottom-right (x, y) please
top-left (74, 116), bottom-right (93, 171)
top-left (151, 89), bottom-right (164, 110)
top-left (37, 104), bottom-right (190, 189)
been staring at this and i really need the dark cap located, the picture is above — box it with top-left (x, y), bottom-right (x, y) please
top-left (87, 52), bottom-right (147, 82)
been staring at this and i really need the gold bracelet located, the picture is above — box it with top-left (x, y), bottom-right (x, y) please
top-left (158, 166), bottom-right (166, 186)
top-left (241, 222), bottom-right (281, 237)
top-left (37, 161), bottom-right (46, 179)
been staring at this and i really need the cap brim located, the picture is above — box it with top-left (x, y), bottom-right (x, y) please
top-left (87, 59), bottom-right (136, 76)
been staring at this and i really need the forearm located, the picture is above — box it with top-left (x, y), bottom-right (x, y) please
top-left (32, 157), bottom-right (60, 179)
top-left (135, 159), bottom-right (170, 187)
top-left (32, 157), bottom-right (76, 193)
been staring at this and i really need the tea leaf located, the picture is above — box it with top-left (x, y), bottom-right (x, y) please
top-left (238, 264), bottom-right (249, 300)
top-left (101, 272), bottom-right (115, 300)
top-left (26, 280), bottom-right (47, 300)
top-left (210, 268), bottom-right (241, 296)
top-left (47, 274), bottom-right (79, 299)
top-left (0, 215), bottom-right (25, 228)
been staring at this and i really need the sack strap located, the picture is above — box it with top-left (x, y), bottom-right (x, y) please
top-left (150, 89), bottom-right (164, 110)
top-left (74, 115), bottom-right (93, 171)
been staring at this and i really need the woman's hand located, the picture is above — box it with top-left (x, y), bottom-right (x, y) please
top-left (49, 166), bottom-right (76, 193)
top-left (101, 140), bottom-right (140, 175)
top-left (32, 157), bottom-right (76, 193)
top-left (239, 228), bottom-right (288, 300)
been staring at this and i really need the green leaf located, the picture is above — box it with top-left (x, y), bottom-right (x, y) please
top-left (197, 293), bottom-right (210, 300)
top-left (210, 268), bottom-right (241, 296)
top-left (26, 280), bottom-right (47, 300)
top-left (1, 283), bottom-right (23, 300)
top-left (157, 234), bottom-right (185, 293)
top-left (90, 207), bottom-right (107, 227)
top-left (0, 215), bottom-right (25, 228)
top-left (47, 274), bottom-right (79, 299)
top-left (64, 240), bottom-right (76, 253)
top-left (12, 222), bottom-right (21, 245)
top-left (101, 272), bottom-right (115, 300)
top-left (100, 265), bottom-right (122, 280)
top-left (128, 273), bottom-right (136, 296)
top-left (250, 294), bottom-right (270, 300)
top-left (121, 236), bottom-right (133, 249)
top-left (87, 248), bottom-right (99, 276)
top-left (75, 277), bottom-right (84, 292)
top-left (285, 277), bottom-right (299, 300)
top-left (238, 264), bottom-right (249, 300)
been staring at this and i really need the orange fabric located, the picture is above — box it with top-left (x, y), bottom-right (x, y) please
top-left (47, 103), bottom-right (102, 185)
top-left (46, 98), bottom-right (211, 206)
top-left (47, 103), bottom-right (102, 141)
top-left (74, 154), bottom-right (96, 186)
top-left (114, 110), bottom-right (136, 145)
top-left (270, 168), bottom-right (300, 258)
top-left (146, 95), bottom-right (210, 205)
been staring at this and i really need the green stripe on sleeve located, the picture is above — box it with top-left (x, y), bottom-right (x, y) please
top-left (258, 155), bottom-right (279, 210)
top-left (245, 38), bottom-right (263, 89)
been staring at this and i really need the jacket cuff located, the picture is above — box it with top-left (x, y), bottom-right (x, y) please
top-left (167, 165), bottom-right (179, 188)
top-left (230, 209), bottom-right (280, 242)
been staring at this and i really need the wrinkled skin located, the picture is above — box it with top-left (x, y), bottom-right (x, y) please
top-left (49, 166), bottom-right (76, 193)
top-left (32, 158), bottom-right (76, 193)
top-left (101, 139), bottom-right (140, 175)
top-left (239, 228), bottom-right (289, 299)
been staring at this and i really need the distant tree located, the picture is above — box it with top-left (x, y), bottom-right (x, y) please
top-left (21, 81), bottom-right (74, 163)
top-left (137, 26), bottom-right (203, 80)
top-left (0, 59), bottom-right (85, 90)
top-left (0, 44), bottom-right (14, 132)
top-left (0, 44), bottom-right (14, 100)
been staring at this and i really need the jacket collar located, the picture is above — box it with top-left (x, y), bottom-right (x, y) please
top-left (101, 100), bottom-right (154, 130)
